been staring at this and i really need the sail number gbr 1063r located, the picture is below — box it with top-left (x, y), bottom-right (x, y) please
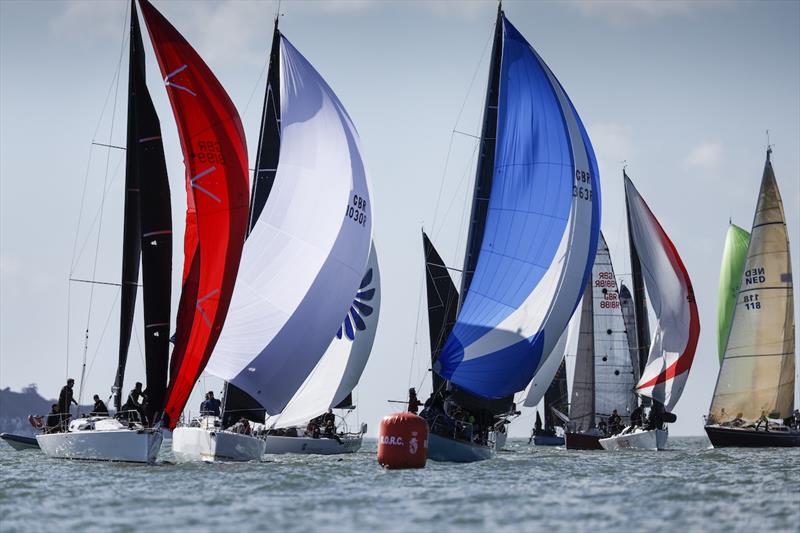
top-left (574, 169), bottom-right (592, 201)
top-left (346, 195), bottom-right (368, 227)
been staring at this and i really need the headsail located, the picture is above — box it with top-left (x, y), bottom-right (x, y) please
top-left (709, 150), bottom-right (794, 422)
top-left (435, 14), bottom-right (601, 399)
top-left (139, 0), bottom-right (250, 428)
top-left (113, 1), bottom-right (173, 418)
top-left (423, 232), bottom-right (460, 397)
top-left (618, 283), bottom-right (641, 384)
top-left (625, 175), bottom-right (700, 411)
top-left (265, 244), bottom-right (380, 429)
top-left (205, 34), bottom-right (373, 415)
top-left (716, 224), bottom-right (750, 362)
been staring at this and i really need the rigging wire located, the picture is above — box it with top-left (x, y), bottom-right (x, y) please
top-left (83, 288), bottom-right (122, 404)
top-left (430, 24), bottom-right (494, 236)
top-left (77, 3), bottom-right (129, 403)
top-left (408, 21), bottom-right (495, 399)
top-left (66, 4), bottom-right (132, 381)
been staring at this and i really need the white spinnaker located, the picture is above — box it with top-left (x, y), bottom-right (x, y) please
top-left (520, 300), bottom-right (580, 407)
top-left (709, 154), bottom-right (795, 422)
top-left (626, 176), bottom-right (699, 411)
top-left (266, 243), bottom-right (380, 429)
top-left (206, 36), bottom-right (372, 414)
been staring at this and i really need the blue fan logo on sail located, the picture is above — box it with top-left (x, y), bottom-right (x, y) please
top-left (336, 268), bottom-right (375, 341)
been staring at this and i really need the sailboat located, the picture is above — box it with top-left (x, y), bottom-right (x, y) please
top-left (173, 14), bottom-right (374, 461)
top-left (36, 0), bottom-right (249, 463)
top-left (261, 243), bottom-right (379, 455)
top-left (561, 233), bottom-right (639, 450)
top-left (599, 172), bottom-right (700, 451)
top-left (705, 149), bottom-right (799, 447)
top-left (419, 3), bottom-right (601, 463)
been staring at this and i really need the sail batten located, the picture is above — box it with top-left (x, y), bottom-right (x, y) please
top-left (709, 151), bottom-right (794, 422)
top-left (434, 14), bottom-right (601, 400)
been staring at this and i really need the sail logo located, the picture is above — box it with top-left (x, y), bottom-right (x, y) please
top-left (336, 267), bottom-right (375, 341)
top-left (744, 267), bottom-right (766, 285)
top-left (409, 431), bottom-right (419, 454)
top-left (380, 435), bottom-right (404, 446)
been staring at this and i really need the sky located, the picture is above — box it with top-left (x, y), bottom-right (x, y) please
top-left (1, 0), bottom-right (798, 438)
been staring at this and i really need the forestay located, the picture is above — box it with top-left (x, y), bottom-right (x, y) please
top-left (265, 244), bottom-right (380, 429)
top-left (625, 176), bottom-right (699, 411)
top-left (434, 17), bottom-right (601, 400)
top-left (709, 151), bottom-right (794, 422)
top-left (206, 36), bottom-right (373, 414)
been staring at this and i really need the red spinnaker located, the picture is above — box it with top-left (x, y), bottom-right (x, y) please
top-left (139, 0), bottom-right (249, 428)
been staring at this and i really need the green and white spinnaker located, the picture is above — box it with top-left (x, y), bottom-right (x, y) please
top-left (716, 224), bottom-right (750, 362)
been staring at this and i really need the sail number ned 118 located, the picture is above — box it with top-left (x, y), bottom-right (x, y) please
top-left (574, 169), bottom-right (592, 201)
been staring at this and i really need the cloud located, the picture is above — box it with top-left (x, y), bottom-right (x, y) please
top-left (587, 122), bottom-right (634, 177)
top-left (49, 1), bottom-right (125, 43)
top-left (564, 0), bottom-right (722, 25)
top-left (684, 141), bottom-right (723, 170)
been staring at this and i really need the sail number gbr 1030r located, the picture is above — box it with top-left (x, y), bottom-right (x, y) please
top-left (346, 194), bottom-right (368, 227)
top-left (574, 169), bottom-right (592, 201)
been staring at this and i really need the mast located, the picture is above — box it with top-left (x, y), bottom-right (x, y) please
top-left (623, 169), bottom-right (652, 406)
top-left (459, 2), bottom-right (504, 303)
top-left (113, 0), bottom-right (144, 412)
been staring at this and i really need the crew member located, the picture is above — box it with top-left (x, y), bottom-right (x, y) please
top-left (92, 394), bottom-right (109, 416)
top-left (122, 382), bottom-right (146, 422)
top-left (58, 378), bottom-right (78, 416)
top-left (46, 404), bottom-right (61, 433)
top-left (200, 391), bottom-right (222, 417)
top-left (407, 388), bottom-right (421, 414)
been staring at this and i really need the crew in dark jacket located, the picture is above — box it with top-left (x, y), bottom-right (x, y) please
top-left (58, 378), bottom-right (78, 416)
top-left (92, 395), bottom-right (109, 416)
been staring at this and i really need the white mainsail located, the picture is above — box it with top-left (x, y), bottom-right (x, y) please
top-left (569, 233), bottom-right (638, 428)
top-left (266, 243), bottom-right (380, 429)
top-left (709, 150), bottom-right (795, 422)
top-left (206, 36), bottom-right (373, 414)
top-left (625, 175), bottom-right (700, 411)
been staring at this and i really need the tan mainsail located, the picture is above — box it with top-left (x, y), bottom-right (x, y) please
top-left (709, 149), bottom-right (795, 423)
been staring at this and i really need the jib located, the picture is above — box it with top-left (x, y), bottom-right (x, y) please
top-left (380, 436), bottom-right (404, 446)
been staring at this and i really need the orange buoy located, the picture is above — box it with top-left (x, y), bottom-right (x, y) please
top-left (377, 412), bottom-right (428, 469)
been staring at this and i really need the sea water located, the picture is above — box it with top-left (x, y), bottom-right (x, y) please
top-left (1, 437), bottom-right (797, 531)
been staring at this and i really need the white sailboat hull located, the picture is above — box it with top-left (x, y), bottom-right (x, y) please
top-left (599, 428), bottom-right (668, 451)
top-left (172, 427), bottom-right (266, 462)
top-left (263, 434), bottom-right (362, 455)
top-left (36, 418), bottom-right (162, 463)
top-left (494, 431), bottom-right (508, 451)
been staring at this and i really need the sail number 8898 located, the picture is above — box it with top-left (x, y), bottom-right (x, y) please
top-left (346, 195), bottom-right (368, 227)
top-left (574, 169), bottom-right (592, 201)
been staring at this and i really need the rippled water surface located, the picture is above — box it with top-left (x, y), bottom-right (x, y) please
top-left (1, 437), bottom-right (798, 532)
